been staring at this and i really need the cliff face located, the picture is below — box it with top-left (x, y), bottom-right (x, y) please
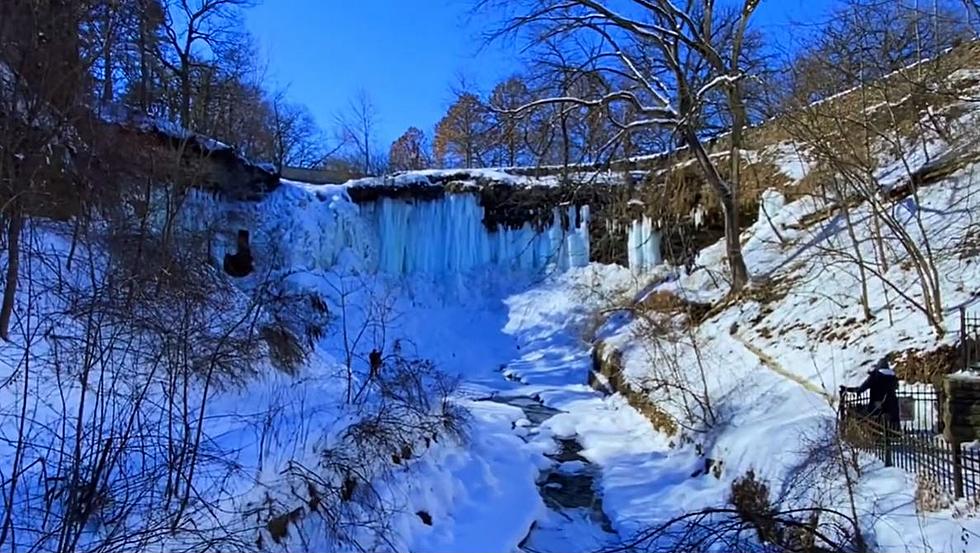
top-left (104, 116), bottom-right (280, 202)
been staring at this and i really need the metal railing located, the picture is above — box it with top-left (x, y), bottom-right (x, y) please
top-left (962, 306), bottom-right (980, 372)
top-left (839, 386), bottom-right (980, 499)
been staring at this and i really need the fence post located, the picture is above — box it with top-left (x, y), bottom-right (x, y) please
top-left (883, 423), bottom-right (893, 467)
top-left (953, 439), bottom-right (965, 499)
top-left (838, 391), bottom-right (846, 430)
top-left (962, 306), bottom-right (969, 371)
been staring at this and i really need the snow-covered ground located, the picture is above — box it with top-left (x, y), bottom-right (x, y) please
top-left (7, 59), bottom-right (980, 553)
top-left (591, 76), bottom-right (980, 550)
top-left (281, 262), bottom-right (697, 552)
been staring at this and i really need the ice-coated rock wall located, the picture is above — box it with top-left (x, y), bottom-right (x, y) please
top-left (251, 183), bottom-right (592, 277)
top-left (204, 181), bottom-right (669, 278)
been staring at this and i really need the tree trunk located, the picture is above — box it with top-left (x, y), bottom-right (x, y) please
top-left (138, 2), bottom-right (150, 111)
top-left (560, 115), bottom-right (570, 167)
top-left (0, 206), bottom-right (23, 341)
top-left (838, 196), bottom-right (873, 321)
top-left (721, 193), bottom-right (750, 291)
top-left (179, 68), bottom-right (191, 128)
top-left (683, 127), bottom-right (749, 291)
top-left (102, 8), bottom-right (114, 104)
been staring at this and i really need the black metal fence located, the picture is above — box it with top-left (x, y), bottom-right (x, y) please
top-left (836, 309), bottom-right (980, 498)
top-left (962, 307), bottom-right (980, 372)
top-left (839, 386), bottom-right (980, 499)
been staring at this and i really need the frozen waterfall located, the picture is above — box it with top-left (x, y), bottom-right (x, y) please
top-left (627, 215), bottom-right (662, 274)
top-left (254, 185), bottom-right (592, 278)
top-left (363, 195), bottom-right (591, 275)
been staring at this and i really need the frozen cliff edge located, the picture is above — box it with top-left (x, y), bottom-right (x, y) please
top-left (197, 169), bottom-right (665, 278)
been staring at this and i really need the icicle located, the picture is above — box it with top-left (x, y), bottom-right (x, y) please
top-left (759, 189), bottom-right (785, 222)
top-left (691, 204), bottom-right (705, 230)
top-left (627, 215), bottom-right (663, 274)
top-left (262, 185), bottom-right (595, 278)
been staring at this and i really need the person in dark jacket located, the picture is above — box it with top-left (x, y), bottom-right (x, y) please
top-left (842, 357), bottom-right (900, 426)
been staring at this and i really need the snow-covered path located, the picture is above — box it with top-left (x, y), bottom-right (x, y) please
top-left (731, 331), bottom-right (833, 400)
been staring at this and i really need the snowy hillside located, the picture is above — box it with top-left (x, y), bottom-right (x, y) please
top-left (587, 62), bottom-right (980, 551)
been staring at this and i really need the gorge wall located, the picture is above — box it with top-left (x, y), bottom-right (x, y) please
top-left (198, 170), bottom-right (672, 279)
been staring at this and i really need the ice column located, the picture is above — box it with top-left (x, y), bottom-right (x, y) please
top-left (627, 215), bottom-right (662, 274)
top-left (566, 205), bottom-right (591, 268)
top-left (759, 189), bottom-right (785, 221)
top-left (363, 194), bottom-right (592, 277)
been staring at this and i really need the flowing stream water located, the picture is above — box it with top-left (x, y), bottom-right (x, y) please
top-left (478, 394), bottom-right (618, 552)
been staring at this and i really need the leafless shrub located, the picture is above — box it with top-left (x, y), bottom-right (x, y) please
top-left (246, 349), bottom-right (469, 551)
top-left (260, 324), bottom-right (306, 374)
top-left (607, 462), bottom-right (864, 553)
top-left (730, 470), bottom-right (781, 544)
top-left (916, 474), bottom-right (955, 513)
top-left (606, 504), bottom-right (860, 553)
top-left (622, 292), bottom-right (720, 433)
top-left (0, 122), bottom-right (290, 551)
top-left (258, 285), bottom-right (332, 373)
top-left (777, 12), bottom-right (980, 337)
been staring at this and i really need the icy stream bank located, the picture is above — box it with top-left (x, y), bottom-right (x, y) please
top-left (479, 395), bottom-right (617, 552)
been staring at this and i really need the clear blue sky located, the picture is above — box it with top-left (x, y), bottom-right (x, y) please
top-left (245, 0), bottom-right (839, 148)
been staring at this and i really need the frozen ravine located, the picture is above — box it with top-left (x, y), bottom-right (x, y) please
top-left (383, 265), bottom-right (698, 552)
top-left (234, 181), bottom-right (680, 551)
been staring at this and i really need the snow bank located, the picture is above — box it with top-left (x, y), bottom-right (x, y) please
top-left (346, 168), bottom-right (545, 189)
top-left (343, 167), bottom-right (636, 191)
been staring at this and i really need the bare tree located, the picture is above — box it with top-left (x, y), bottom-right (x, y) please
top-left (486, 0), bottom-right (762, 292)
top-left (488, 76), bottom-right (534, 166)
top-left (434, 89), bottom-right (492, 169)
top-left (0, 0), bottom-right (95, 340)
top-left (776, 0), bottom-right (974, 336)
top-left (388, 126), bottom-right (431, 171)
top-left (781, 0), bottom-right (971, 107)
top-left (270, 92), bottom-right (335, 172)
top-left (335, 89), bottom-right (382, 176)
top-left (156, 0), bottom-right (255, 129)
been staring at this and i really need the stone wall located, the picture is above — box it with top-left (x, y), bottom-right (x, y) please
top-left (943, 374), bottom-right (980, 442)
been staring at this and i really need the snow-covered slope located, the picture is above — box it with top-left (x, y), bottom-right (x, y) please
top-left (589, 68), bottom-right (980, 551)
